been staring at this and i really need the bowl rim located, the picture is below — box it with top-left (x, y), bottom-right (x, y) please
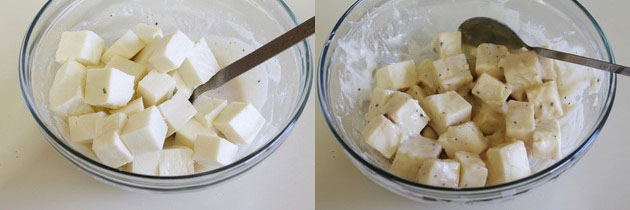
top-left (317, 0), bottom-right (617, 192)
top-left (19, 0), bottom-right (313, 183)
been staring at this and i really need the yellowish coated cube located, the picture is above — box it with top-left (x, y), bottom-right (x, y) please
top-left (475, 43), bottom-right (509, 80)
top-left (472, 73), bottom-right (511, 112)
top-left (454, 151), bottom-right (488, 188)
top-left (430, 54), bottom-right (473, 93)
top-left (382, 92), bottom-right (430, 136)
top-left (415, 59), bottom-right (437, 94)
top-left (532, 119), bottom-right (561, 161)
top-left (416, 159), bottom-right (460, 188)
top-left (433, 32), bottom-right (462, 58)
top-left (473, 104), bottom-right (504, 135)
top-left (390, 136), bottom-right (442, 180)
top-left (505, 101), bottom-right (535, 143)
top-left (361, 115), bottom-right (404, 159)
top-left (375, 60), bottom-right (417, 91)
top-left (422, 91), bottom-right (472, 134)
top-left (500, 52), bottom-right (543, 100)
top-left (486, 140), bottom-right (531, 185)
top-left (365, 88), bottom-right (396, 120)
top-left (526, 81), bottom-right (564, 119)
top-left (437, 122), bottom-right (488, 158)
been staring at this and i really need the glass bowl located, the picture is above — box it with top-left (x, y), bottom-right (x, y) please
top-left (19, 0), bottom-right (312, 192)
top-left (318, 0), bottom-right (615, 203)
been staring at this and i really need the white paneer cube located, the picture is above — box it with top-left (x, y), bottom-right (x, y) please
top-left (131, 23), bottom-right (163, 44)
top-left (421, 91), bottom-right (472, 134)
top-left (437, 122), bottom-right (488, 158)
top-left (430, 54), bottom-right (473, 93)
top-left (49, 60), bottom-right (90, 117)
top-left (137, 70), bottom-right (176, 106)
top-left (85, 68), bottom-right (135, 108)
top-left (538, 57), bottom-right (557, 81)
top-left (133, 36), bottom-right (164, 68)
top-left (382, 92), bottom-right (430, 136)
top-left (526, 81), bottom-right (564, 119)
top-left (416, 159), bottom-right (460, 188)
top-left (500, 51), bottom-right (543, 100)
top-left (158, 92), bottom-right (198, 136)
top-left (532, 119), bottom-right (561, 160)
top-left (390, 136), bottom-right (442, 180)
top-left (505, 100), bottom-right (535, 143)
top-left (105, 55), bottom-right (147, 86)
top-left (214, 102), bottom-right (266, 145)
top-left (121, 106), bottom-right (168, 155)
top-left (421, 126), bottom-right (438, 140)
top-left (178, 38), bottom-right (220, 88)
top-left (475, 43), bottom-right (509, 80)
top-left (193, 135), bottom-right (238, 167)
top-left (168, 70), bottom-right (193, 99)
top-left (110, 97), bottom-right (144, 115)
top-left (472, 73), bottom-right (511, 112)
top-left (129, 151), bottom-right (160, 176)
top-left (365, 88), bottom-right (396, 120)
top-left (101, 30), bottom-right (146, 63)
top-left (454, 151), bottom-right (488, 188)
top-left (473, 104), bottom-right (504, 135)
top-left (193, 96), bottom-right (228, 128)
top-left (95, 112), bottom-right (127, 139)
top-left (375, 60), bottom-right (417, 91)
top-left (92, 131), bottom-right (133, 168)
top-left (175, 119), bottom-right (219, 148)
top-left (55, 31), bottom-right (104, 65)
top-left (361, 115), bottom-right (403, 159)
top-left (405, 85), bottom-right (428, 102)
top-left (68, 112), bottom-right (107, 143)
top-left (159, 147), bottom-right (194, 176)
top-left (433, 32), bottom-right (462, 58)
top-left (416, 59), bottom-right (437, 94)
top-left (486, 140), bottom-right (531, 185)
top-left (149, 30), bottom-right (195, 73)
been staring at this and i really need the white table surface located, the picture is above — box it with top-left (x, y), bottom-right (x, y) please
top-left (0, 1), bottom-right (314, 209)
top-left (315, 0), bottom-right (630, 209)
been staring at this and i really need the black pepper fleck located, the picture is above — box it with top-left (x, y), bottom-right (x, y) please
top-left (440, 42), bottom-right (443, 47)
top-left (155, 22), bottom-right (158, 26)
top-left (513, 121), bottom-right (517, 124)
top-left (102, 88), bottom-right (107, 94)
top-left (257, 80), bottom-right (261, 83)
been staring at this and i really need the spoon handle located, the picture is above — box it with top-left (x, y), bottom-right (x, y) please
top-left (533, 47), bottom-right (630, 76)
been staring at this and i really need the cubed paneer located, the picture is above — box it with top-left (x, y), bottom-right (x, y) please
top-left (84, 68), bottom-right (135, 109)
top-left (149, 30), bottom-right (195, 73)
top-left (175, 119), bottom-right (219, 148)
top-left (168, 70), bottom-right (193, 99)
top-left (415, 59), bottom-right (437, 94)
top-left (68, 112), bottom-right (107, 143)
top-left (137, 70), bottom-right (176, 106)
top-left (532, 119), bottom-right (561, 160)
top-left (390, 136), bottom-right (442, 180)
top-left (129, 151), bottom-right (160, 176)
top-left (95, 112), bottom-right (127, 138)
top-left (382, 92), bottom-right (430, 136)
top-left (92, 131), bottom-right (133, 168)
top-left (178, 38), bottom-right (220, 88)
top-left (365, 88), bottom-right (396, 120)
top-left (101, 30), bottom-right (146, 63)
top-left (416, 159), bottom-right (460, 188)
top-left (421, 91), bottom-right (472, 134)
top-left (375, 60), bottom-right (417, 91)
top-left (158, 92), bottom-right (197, 136)
top-left (131, 23), bottom-right (163, 44)
top-left (538, 56), bottom-right (557, 81)
top-left (486, 140), bottom-right (531, 185)
top-left (505, 101), bottom-right (535, 143)
top-left (121, 106), bottom-right (168, 155)
top-left (133, 36), bottom-right (164, 68)
top-left (405, 85), bottom-right (428, 102)
top-left (193, 135), bottom-right (238, 167)
top-left (500, 52), bottom-right (543, 100)
top-left (431, 54), bottom-right (473, 93)
top-left (421, 126), bottom-right (438, 140)
top-left (487, 127), bottom-right (506, 148)
top-left (159, 147), bottom-right (194, 176)
top-left (49, 60), bottom-right (90, 117)
top-left (526, 81), bottom-right (564, 119)
top-left (433, 32), bottom-right (462, 58)
top-left (462, 45), bottom-right (477, 76)
top-left (472, 73), bottom-right (511, 112)
top-left (454, 151), bottom-right (488, 188)
top-left (475, 43), bottom-right (509, 80)
top-left (193, 96), bottom-right (228, 128)
top-left (473, 104), bottom-right (504, 135)
top-left (555, 62), bottom-right (598, 112)
top-left (55, 31), bottom-right (104, 65)
top-left (214, 102), bottom-right (266, 145)
top-left (361, 115), bottom-right (403, 159)
top-left (110, 97), bottom-right (144, 115)
top-left (105, 55), bottom-right (147, 86)
top-left (437, 122), bottom-right (488, 158)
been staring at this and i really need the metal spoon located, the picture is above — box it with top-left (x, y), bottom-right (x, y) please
top-left (458, 17), bottom-right (629, 76)
top-left (189, 17), bottom-right (315, 102)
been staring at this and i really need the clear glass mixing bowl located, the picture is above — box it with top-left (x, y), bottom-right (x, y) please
top-left (318, 0), bottom-right (616, 203)
top-left (19, 0), bottom-right (312, 192)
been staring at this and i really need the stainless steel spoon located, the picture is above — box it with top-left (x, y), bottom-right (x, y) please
top-left (458, 17), bottom-right (629, 76)
top-left (189, 17), bottom-right (315, 102)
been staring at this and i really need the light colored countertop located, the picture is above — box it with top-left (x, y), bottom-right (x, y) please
top-left (315, 0), bottom-right (630, 209)
top-left (0, 1), bottom-right (314, 209)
